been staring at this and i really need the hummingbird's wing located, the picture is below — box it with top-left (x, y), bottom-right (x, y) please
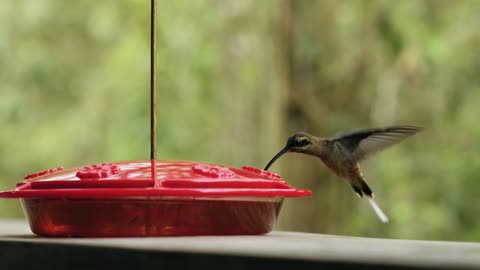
top-left (330, 125), bottom-right (423, 161)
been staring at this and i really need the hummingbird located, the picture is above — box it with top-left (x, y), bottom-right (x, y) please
top-left (264, 125), bottom-right (423, 223)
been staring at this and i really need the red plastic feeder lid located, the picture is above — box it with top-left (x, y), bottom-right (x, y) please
top-left (0, 160), bottom-right (312, 199)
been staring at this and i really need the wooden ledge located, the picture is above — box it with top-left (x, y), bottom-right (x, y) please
top-left (0, 220), bottom-right (479, 270)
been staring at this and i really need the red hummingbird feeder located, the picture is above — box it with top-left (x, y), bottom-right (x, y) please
top-left (0, 1), bottom-right (311, 237)
top-left (0, 161), bottom-right (310, 237)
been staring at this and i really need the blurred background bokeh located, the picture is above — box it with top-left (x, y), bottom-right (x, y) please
top-left (1, 0), bottom-right (479, 241)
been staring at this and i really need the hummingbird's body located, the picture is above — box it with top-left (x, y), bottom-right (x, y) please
top-left (264, 125), bottom-right (423, 223)
top-left (311, 137), bottom-right (373, 197)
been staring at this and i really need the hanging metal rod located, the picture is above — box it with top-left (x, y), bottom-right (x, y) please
top-left (150, 0), bottom-right (157, 160)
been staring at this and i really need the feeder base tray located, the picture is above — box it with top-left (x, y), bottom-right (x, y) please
top-left (21, 198), bottom-right (283, 237)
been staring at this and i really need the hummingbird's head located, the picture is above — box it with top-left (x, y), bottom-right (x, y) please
top-left (285, 132), bottom-right (314, 153)
top-left (263, 132), bottom-right (316, 171)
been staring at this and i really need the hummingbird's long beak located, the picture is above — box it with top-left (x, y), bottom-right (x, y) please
top-left (264, 147), bottom-right (289, 171)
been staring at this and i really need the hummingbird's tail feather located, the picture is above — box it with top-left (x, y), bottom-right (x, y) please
top-left (367, 197), bottom-right (389, 223)
top-left (352, 185), bottom-right (363, 198)
top-left (361, 180), bottom-right (373, 197)
top-left (351, 179), bottom-right (374, 197)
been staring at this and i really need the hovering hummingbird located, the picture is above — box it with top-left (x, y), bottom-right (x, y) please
top-left (264, 125), bottom-right (423, 223)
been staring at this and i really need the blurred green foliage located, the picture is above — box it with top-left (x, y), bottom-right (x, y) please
top-left (0, 0), bottom-right (479, 241)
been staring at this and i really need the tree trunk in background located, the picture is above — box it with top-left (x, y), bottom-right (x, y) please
top-left (273, 0), bottom-right (376, 234)
top-left (273, 0), bottom-right (331, 233)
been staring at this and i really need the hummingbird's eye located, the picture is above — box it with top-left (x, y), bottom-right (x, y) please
top-left (295, 139), bottom-right (310, 147)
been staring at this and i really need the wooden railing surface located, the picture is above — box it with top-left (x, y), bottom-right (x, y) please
top-left (0, 220), bottom-right (479, 270)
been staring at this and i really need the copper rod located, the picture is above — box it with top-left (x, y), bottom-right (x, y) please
top-left (150, 0), bottom-right (157, 160)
